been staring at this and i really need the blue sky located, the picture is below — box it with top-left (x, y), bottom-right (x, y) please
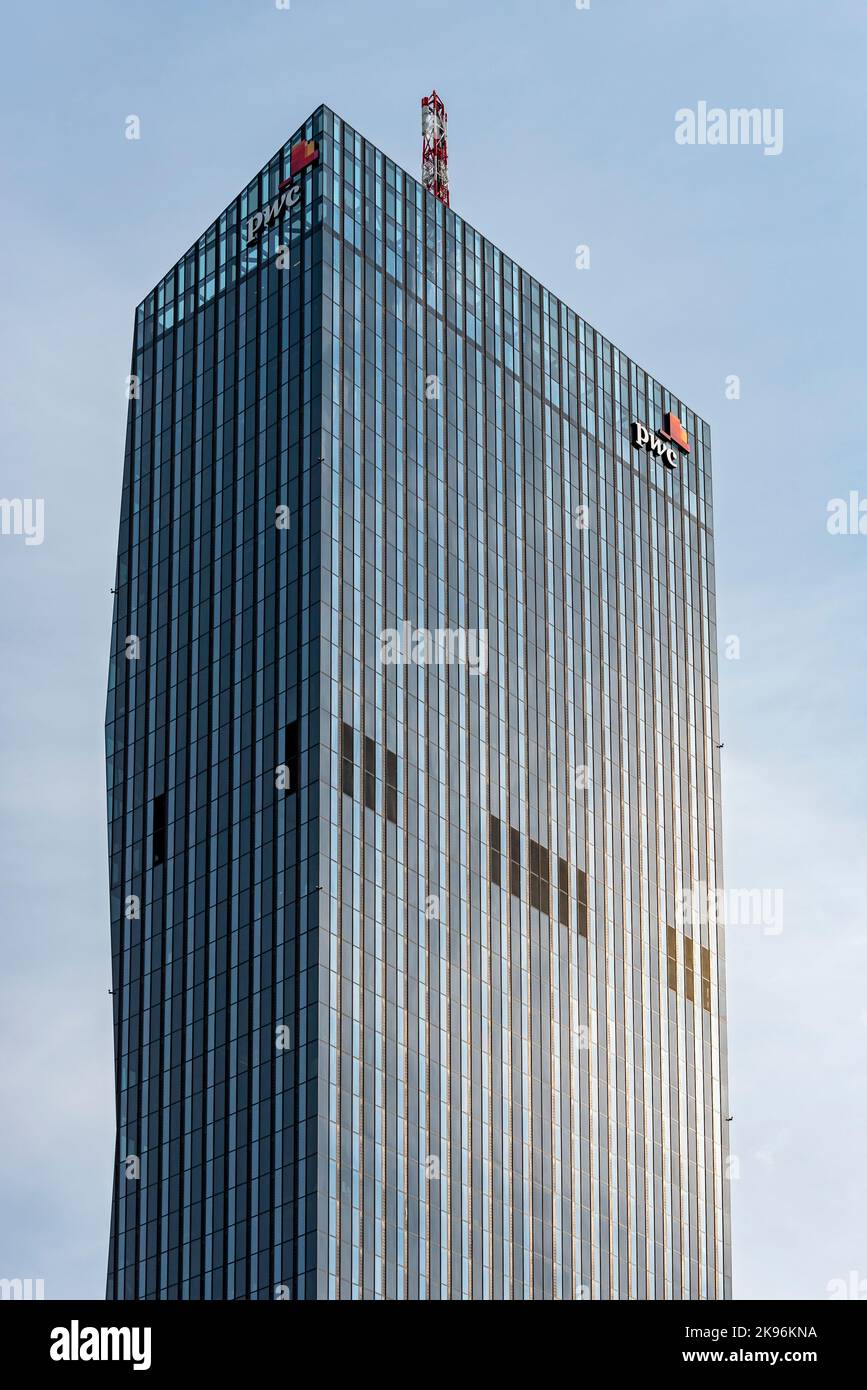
top-left (0, 0), bottom-right (865, 1300)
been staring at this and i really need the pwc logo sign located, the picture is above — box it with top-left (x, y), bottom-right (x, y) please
top-left (288, 138), bottom-right (318, 177)
top-left (246, 139), bottom-right (319, 245)
top-left (630, 411), bottom-right (690, 469)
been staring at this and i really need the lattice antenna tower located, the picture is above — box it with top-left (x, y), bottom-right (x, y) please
top-left (421, 90), bottom-right (449, 206)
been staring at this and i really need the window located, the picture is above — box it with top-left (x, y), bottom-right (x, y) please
top-left (538, 844), bottom-right (549, 916)
top-left (490, 815), bottom-right (501, 886)
top-left (558, 857), bottom-right (568, 925)
top-left (701, 945), bottom-right (712, 1011)
top-left (364, 736), bottom-right (376, 810)
top-left (284, 721), bottom-right (299, 794)
top-left (666, 925), bottom-right (678, 991)
top-left (528, 839), bottom-right (550, 914)
top-left (385, 748), bottom-right (398, 823)
top-left (341, 722), bottom-right (354, 796)
top-left (509, 827), bottom-right (521, 897)
top-left (576, 867), bottom-right (588, 937)
top-left (529, 839), bottom-right (540, 909)
top-left (684, 935), bottom-right (695, 1002)
top-left (152, 792), bottom-right (166, 867)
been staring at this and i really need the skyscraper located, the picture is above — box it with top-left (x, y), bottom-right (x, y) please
top-left (106, 103), bottom-right (731, 1301)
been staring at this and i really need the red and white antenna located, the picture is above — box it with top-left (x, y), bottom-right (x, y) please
top-left (421, 91), bottom-right (449, 206)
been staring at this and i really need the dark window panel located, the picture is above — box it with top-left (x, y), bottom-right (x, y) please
top-left (539, 845), bottom-right (550, 916)
top-left (152, 792), bottom-right (166, 867)
top-left (509, 827), bottom-right (521, 897)
top-left (284, 720), bottom-right (299, 794)
top-left (558, 856), bottom-right (568, 925)
top-left (529, 838), bottom-right (540, 909)
top-left (577, 867), bottom-right (588, 937)
top-left (341, 721), bottom-right (353, 796)
top-left (385, 748), bottom-right (398, 823)
top-left (490, 814), bottom-right (501, 886)
top-left (667, 925), bottom-right (678, 992)
top-left (363, 736), bottom-right (376, 810)
top-left (701, 945), bottom-right (712, 1011)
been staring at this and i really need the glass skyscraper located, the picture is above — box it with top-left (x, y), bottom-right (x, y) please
top-left (106, 104), bottom-right (731, 1300)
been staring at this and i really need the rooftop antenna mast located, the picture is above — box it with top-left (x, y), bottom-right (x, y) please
top-left (421, 90), bottom-right (450, 206)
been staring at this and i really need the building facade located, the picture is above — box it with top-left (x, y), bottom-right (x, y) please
top-left (106, 104), bottom-right (731, 1300)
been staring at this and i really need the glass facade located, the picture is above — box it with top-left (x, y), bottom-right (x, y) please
top-left (106, 104), bottom-right (731, 1300)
